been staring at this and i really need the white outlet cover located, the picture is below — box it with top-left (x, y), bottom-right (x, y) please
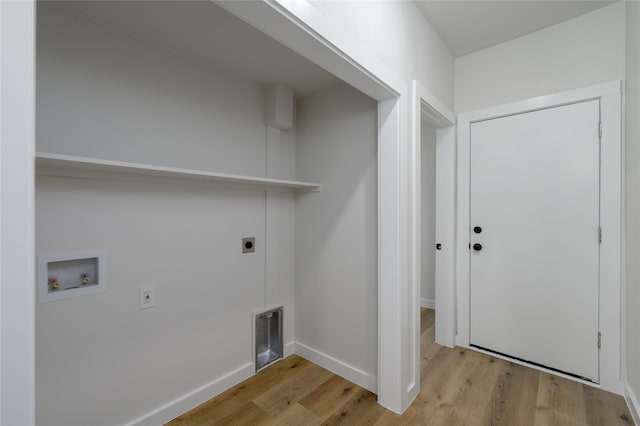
top-left (139, 285), bottom-right (155, 309)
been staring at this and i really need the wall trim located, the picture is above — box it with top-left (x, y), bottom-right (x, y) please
top-left (218, 1), bottom-right (400, 102)
top-left (420, 298), bottom-right (435, 309)
top-left (1, 2), bottom-right (36, 425)
top-left (128, 341), bottom-right (295, 425)
top-left (127, 340), bottom-right (374, 424)
top-left (412, 80), bottom-right (456, 353)
top-left (294, 342), bottom-right (377, 394)
top-left (127, 363), bottom-right (254, 426)
top-left (625, 382), bottom-right (640, 426)
top-left (284, 341), bottom-right (295, 357)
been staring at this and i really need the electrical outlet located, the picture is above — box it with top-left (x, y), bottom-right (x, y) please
top-left (242, 237), bottom-right (255, 254)
top-left (139, 285), bottom-right (155, 309)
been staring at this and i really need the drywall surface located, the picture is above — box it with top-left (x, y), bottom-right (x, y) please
top-left (37, 3), bottom-right (266, 176)
top-left (295, 83), bottom-right (378, 380)
top-left (626, 0), bottom-right (640, 414)
top-left (309, 0), bottom-right (454, 109)
top-left (421, 120), bottom-right (436, 307)
top-left (455, 2), bottom-right (625, 113)
top-left (36, 4), bottom-right (295, 425)
top-left (36, 179), bottom-right (266, 426)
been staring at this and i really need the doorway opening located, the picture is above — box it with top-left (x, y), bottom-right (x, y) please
top-left (412, 81), bottom-right (456, 397)
top-left (420, 117), bottom-right (437, 351)
top-left (420, 118), bottom-right (437, 315)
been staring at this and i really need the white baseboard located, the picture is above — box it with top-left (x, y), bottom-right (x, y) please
top-left (126, 340), bottom-right (371, 425)
top-left (294, 342), bottom-right (377, 394)
top-left (625, 381), bottom-right (640, 426)
top-left (421, 298), bottom-right (435, 309)
top-left (284, 340), bottom-right (295, 357)
top-left (126, 363), bottom-right (254, 426)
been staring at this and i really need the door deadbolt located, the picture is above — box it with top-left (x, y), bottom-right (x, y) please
top-left (473, 226), bottom-right (482, 234)
top-left (436, 243), bottom-right (442, 250)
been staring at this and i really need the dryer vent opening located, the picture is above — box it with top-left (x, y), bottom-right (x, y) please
top-left (254, 306), bottom-right (283, 371)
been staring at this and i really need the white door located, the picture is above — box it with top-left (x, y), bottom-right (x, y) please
top-left (469, 100), bottom-right (600, 382)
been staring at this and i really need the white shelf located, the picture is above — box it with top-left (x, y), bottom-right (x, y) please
top-left (35, 152), bottom-right (322, 192)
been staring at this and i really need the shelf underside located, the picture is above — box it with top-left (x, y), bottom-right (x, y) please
top-left (35, 152), bottom-right (322, 192)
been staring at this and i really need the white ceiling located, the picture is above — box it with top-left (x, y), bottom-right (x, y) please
top-left (54, 1), bottom-right (620, 91)
top-left (57, 1), bottom-right (340, 98)
top-left (414, 0), bottom-right (618, 57)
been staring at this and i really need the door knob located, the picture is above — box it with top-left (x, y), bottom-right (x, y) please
top-left (436, 243), bottom-right (442, 250)
top-left (473, 226), bottom-right (482, 234)
top-left (473, 243), bottom-right (483, 251)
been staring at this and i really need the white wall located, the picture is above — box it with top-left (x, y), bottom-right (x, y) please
top-left (36, 4), bottom-right (295, 425)
top-left (310, 0), bottom-right (454, 109)
top-left (421, 119), bottom-right (436, 307)
top-left (1, 1), bottom-right (36, 425)
top-left (455, 2), bottom-right (625, 113)
top-left (626, 0), bottom-right (640, 420)
top-left (36, 180), bottom-right (267, 426)
top-left (295, 83), bottom-right (378, 385)
top-left (37, 3), bottom-right (266, 176)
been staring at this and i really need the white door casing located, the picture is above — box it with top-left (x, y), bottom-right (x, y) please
top-left (457, 81), bottom-right (623, 394)
top-left (412, 80), bottom-right (456, 355)
top-left (469, 100), bottom-right (600, 382)
top-left (1, 1), bottom-right (36, 425)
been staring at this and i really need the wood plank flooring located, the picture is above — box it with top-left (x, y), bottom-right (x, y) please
top-left (167, 309), bottom-right (633, 425)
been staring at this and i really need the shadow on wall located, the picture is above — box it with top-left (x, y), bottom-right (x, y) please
top-left (294, 82), bottom-right (379, 377)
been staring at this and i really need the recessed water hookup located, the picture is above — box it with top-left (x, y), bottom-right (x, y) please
top-left (38, 250), bottom-right (106, 303)
top-left (242, 237), bottom-right (255, 254)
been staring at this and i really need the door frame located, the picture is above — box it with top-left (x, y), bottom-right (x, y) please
top-left (411, 81), bottom-right (456, 353)
top-left (456, 81), bottom-right (623, 394)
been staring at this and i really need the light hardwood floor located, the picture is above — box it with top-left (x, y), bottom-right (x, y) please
top-left (167, 309), bottom-right (633, 425)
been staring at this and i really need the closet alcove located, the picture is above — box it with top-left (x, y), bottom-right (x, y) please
top-left (35, 2), bottom-right (379, 425)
